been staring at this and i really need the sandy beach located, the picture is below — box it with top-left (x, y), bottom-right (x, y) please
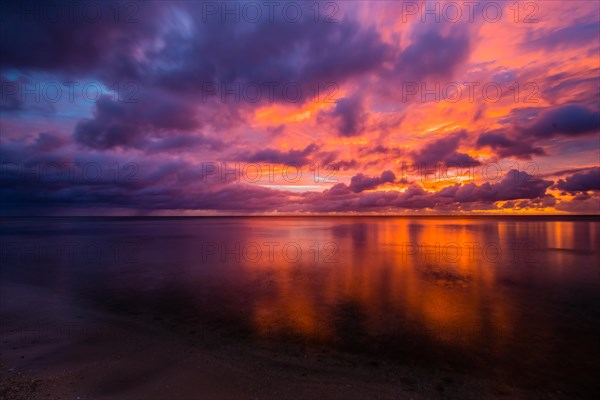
top-left (0, 280), bottom-right (583, 400)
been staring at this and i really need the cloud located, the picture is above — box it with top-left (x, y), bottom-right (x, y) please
top-left (502, 196), bottom-right (557, 210)
top-left (411, 131), bottom-right (479, 166)
top-left (555, 195), bottom-right (600, 213)
top-left (348, 170), bottom-right (395, 193)
top-left (488, 169), bottom-right (553, 201)
top-left (318, 96), bottom-right (369, 137)
top-left (2, 1), bottom-right (599, 215)
top-left (0, 1), bottom-right (163, 76)
top-left (476, 130), bottom-right (545, 160)
top-left (394, 23), bottom-right (471, 81)
top-left (330, 159), bottom-right (358, 171)
top-left (122, 4), bottom-right (388, 104)
top-left (30, 132), bottom-right (68, 152)
top-left (476, 105), bottom-right (599, 160)
top-left (521, 105), bottom-right (600, 138)
top-left (242, 143), bottom-right (319, 166)
top-left (522, 22), bottom-right (599, 51)
top-left (73, 94), bottom-right (200, 150)
top-left (554, 167), bottom-right (600, 193)
top-left (146, 135), bottom-right (225, 153)
top-left (436, 169), bottom-right (552, 203)
top-left (1, 1), bottom-right (390, 106)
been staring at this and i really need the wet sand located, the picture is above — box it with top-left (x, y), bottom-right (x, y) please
top-left (0, 281), bottom-right (580, 400)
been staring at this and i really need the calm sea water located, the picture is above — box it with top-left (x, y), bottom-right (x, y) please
top-left (1, 217), bottom-right (599, 393)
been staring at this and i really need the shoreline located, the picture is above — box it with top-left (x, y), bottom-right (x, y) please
top-left (0, 282), bottom-right (575, 400)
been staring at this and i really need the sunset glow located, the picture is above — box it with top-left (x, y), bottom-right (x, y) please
top-left (2, 4), bottom-right (600, 399)
top-left (1, 1), bottom-right (599, 215)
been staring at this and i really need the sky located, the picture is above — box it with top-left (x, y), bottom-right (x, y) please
top-left (1, 0), bottom-right (599, 215)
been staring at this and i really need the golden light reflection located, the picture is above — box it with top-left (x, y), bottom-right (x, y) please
top-left (238, 218), bottom-right (528, 348)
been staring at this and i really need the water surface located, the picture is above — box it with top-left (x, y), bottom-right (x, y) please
top-left (1, 217), bottom-right (599, 395)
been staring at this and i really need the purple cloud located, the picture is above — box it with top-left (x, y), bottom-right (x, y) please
top-left (522, 105), bottom-right (600, 138)
top-left (412, 131), bottom-right (479, 166)
top-left (476, 130), bottom-right (545, 160)
top-left (73, 94), bottom-right (200, 150)
top-left (349, 170), bottom-right (396, 193)
top-left (242, 143), bottom-right (319, 166)
top-left (554, 167), bottom-right (600, 193)
top-left (318, 96), bottom-right (369, 137)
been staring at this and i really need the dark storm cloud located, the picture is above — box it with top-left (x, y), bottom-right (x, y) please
top-left (242, 143), bottom-right (319, 166)
top-left (300, 183), bottom-right (401, 212)
top-left (334, 97), bottom-right (368, 137)
top-left (478, 104), bottom-right (599, 160)
top-left (352, 184), bottom-right (434, 210)
top-left (146, 135), bottom-right (225, 153)
top-left (476, 131), bottom-right (513, 148)
top-left (348, 170), bottom-right (395, 193)
top-left (318, 96), bottom-right (369, 137)
top-left (554, 167), bottom-right (600, 194)
top-left (149, 4), bottom-right (390, 101)
top-left (521, 105), bottom-right (600, 138)
top-left (395, 24), bottom-right (471, 81)
top-left (1, 1), bottom-right (390, 106)
top-left (411, 131), bottom-right (479, 166)
top-left (0, 0), bottom-right (163, 77)
top-left (73, 94), bottom-right (200, 150)
top-left (486, 169), bottom-right (553, 201)
top-left (476, 130), bottom-right (545, 160)
top-left (437, 169), bottom-right (552, 203)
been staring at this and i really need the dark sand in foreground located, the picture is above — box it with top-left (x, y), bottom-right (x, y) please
top-left (0, 282), bottom-right (576, 400)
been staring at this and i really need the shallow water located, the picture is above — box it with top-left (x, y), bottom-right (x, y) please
top-left (1, 217), bottom-right (599, 395)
